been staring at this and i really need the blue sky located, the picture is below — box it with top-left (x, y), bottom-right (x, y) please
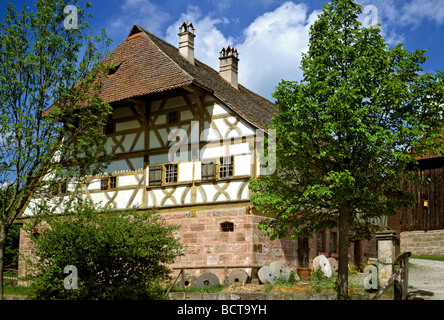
top-left (2, 0), bottom-right (444, 100)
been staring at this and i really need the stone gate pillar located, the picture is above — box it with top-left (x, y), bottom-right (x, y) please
top-left (375, 230), bottom-right (397, 287)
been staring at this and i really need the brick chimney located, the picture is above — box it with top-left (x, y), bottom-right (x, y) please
top-left (178, 21), bottom-right (195, 65)
top-left (219, 46), bottom-right (239, 89)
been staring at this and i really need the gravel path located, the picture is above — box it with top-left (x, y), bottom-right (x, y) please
top-left (408, 258), bottom-right (444, 300)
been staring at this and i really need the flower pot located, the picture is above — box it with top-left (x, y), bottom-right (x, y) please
top-left (297, 267), bottom-right (312, 280)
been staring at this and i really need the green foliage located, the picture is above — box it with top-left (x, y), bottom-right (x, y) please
top-left (23, 199), bottom-right (184, 300)
top-left (249, 0), bottom-right (444, 242)
top-left (4, 224), bottom-right (20, 269)
top-left (0, 0), bottom-right (113, 298)
top-left (311, 268), bottom-right (337, 293)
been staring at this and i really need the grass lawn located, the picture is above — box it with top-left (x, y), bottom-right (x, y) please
top-left (3, 270), bottom-right (34, 298)
top-left (411, 255), bottom-right (444, 262)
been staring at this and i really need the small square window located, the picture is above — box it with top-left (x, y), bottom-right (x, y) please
top-left (220, 221), bottom-right (234, 232)
top-left (101, 177), bottom-right (117, 190)
top-left (149, 166), bottom-right (163, 186)
top-left (110, 176), bottom-right (117, 189)
top-left (168, 111), bottom-right (179, 124)
top-left (165, 164), bottom-right (178, 184)
top-left (219, 156), bottom-right (233, 179)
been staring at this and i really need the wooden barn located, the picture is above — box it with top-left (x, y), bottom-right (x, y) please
top-left (393, 156), bottom-right (444, 255)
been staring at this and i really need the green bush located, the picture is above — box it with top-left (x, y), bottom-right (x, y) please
top-left (23, 199), bottom-right (184, 300)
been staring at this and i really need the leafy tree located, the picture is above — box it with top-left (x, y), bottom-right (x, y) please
top-left (23, 198), bottom-right (184, 300)
top-left (0, 1), bottom-right (113, 298)
top-left (249, 0), bottom-right (444, 299)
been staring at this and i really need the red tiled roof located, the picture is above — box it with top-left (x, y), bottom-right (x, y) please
top-left (99, 24), bottom-right (277, 131)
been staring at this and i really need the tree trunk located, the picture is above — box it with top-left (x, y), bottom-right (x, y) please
top-left (0, 223), bottom-right (6, 301)
top-left (297, 237), bottom-right (310, 268)
top-left (337, 203), bottom-right (352, 300)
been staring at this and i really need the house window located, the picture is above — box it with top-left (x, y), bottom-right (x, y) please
top-left (101, 177), bottom-right (117, 190)
top-left (330, 232), bottom-right (338, 254)
top-left (60, 180), bottom-right (68, 195)
top-left (220, 221), bottom-right (234, 232)
top-left (110, 176), bottom-right (117, 189)
top-left (168, 111), bottom-right (179, 124)
top-left (317, 232), bottom-right (325, 253)
top-left (201, 160), bottom-right (217, 181)
top-left (165, 164), bottom-right (178, 184)
top-left (149, 165), bottom-right (163, 186)
top-left (105, 121), bottom-right (114, 135)
top-left (219, 156), bottom-right (233, 179)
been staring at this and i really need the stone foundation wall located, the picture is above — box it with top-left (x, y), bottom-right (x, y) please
top-left (162, 208), bottom-right (299, 280)
top-left (400, 230), bottom-right (444, 256)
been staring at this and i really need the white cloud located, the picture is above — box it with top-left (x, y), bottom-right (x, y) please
top-left (401, 0), bottom-right (444, 26)
top-left (107, 0), bottom-right (171, 40)
top-left (165, 6), bottom-right (234, 71)
top-left (166, 2), bottom-right (319, 100)
top-left (237, 2), bottom-right (319, 99)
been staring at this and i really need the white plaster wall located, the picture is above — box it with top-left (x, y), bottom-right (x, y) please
top-left (178, 162), bottom-right (194, 182)
top-left (234, 155), bottom-right (251, 176)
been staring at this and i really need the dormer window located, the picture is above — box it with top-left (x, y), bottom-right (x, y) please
top-left (107, 62), bottom-right (122, 76)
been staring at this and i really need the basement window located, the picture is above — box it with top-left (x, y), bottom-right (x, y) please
top-left (220, 221), bottom-right (234, 232)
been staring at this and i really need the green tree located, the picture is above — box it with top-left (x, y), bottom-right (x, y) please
top-left (249, 0), bottom-right (444, 299)
top-left (0, 1), bottom-right (113, 299)
top-left (23, 198), bottom-right (184, 300)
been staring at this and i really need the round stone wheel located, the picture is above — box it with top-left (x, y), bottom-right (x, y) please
top-left (196, 273), bottom-right (219, 288)
top-left (228, 269), bottom-right (249, 285)
top-left (257, 266), bottom-right (279, 284)
top-left (328, 257), bottom-right (338, 273)
top-left (269, 261), bottom-right (290, 281)
top-left (181, 273), bottom-right (196, 288)
top-left (313, 255), bottom-right (332, 278)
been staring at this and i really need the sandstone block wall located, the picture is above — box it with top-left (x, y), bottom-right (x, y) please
top-left (400, 230), bottom-right (444, 256)
top-left (162, 208), bottom-right (300, 280)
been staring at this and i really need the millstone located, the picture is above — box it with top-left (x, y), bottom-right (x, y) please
top-left (257, 266), bottom-right (279, 284)
top-left (313, 255), bottom-right (332, 278)
top-left (181, 273), bottom-right (196, 288)
top-left (228, 269), bottom-right (249, 285)
top-left (269, 261), bottom-right (290, 281)
top-left (196, 273), bottom-right (219, 288)
top-left (328, 257), bottom-right (338, 273)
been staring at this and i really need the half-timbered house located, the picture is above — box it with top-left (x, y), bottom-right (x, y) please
top-left (19, 22), bottom-right (385, 284)
top-left (18, 22), bottom-right (301, 283)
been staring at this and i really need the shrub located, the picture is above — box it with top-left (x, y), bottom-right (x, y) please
top-left (23, 198), bottom-right (184, 300)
